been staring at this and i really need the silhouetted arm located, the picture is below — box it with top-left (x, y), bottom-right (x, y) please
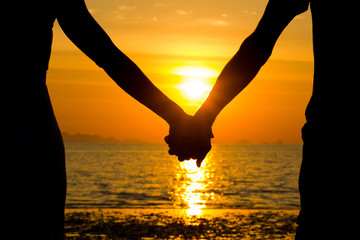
top-left (56, 0), bottom-right (185, 125)
top-left (194, 0), bottom-right (309, 127)
top-left (165, 0), bottom-right (309, 166)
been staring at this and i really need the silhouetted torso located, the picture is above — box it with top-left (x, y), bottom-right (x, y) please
top-left (305, 1), bottom-right (358, 128)
top-left (297, 1), bottom-right (359, 238)
top-left (4, 1), bottom-right (65, 239)
top-left (5, 0), bottom-right (58, 137)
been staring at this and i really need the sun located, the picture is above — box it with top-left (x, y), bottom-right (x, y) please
top-left (172, 66), bottom-right (218, 102)
top-left (177, 78), bottom-right (212, 100)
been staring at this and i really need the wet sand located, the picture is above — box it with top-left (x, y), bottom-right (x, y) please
top-left (65, 209), bottom-right (298, 239)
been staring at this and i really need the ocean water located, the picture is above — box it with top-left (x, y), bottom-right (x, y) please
top-left (65, 143), bottom-right (302, 210)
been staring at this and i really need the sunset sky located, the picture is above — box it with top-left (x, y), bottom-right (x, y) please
top-left (47, 0), bottom-right (314, 144)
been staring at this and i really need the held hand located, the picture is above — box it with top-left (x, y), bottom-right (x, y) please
top-left (165, 113), bottom-right (197, 161)
top-left (165, 115), bottom-right (213, 167)
top-left (188, 124), bottom-right (213, 167)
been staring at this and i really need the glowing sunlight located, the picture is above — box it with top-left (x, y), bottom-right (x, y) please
top-left (173, 158), bottom-right (214, 218)
top-left (172, 66), bottom-right (218, 102)
top-left (177, 78), bottom-right (212, 100)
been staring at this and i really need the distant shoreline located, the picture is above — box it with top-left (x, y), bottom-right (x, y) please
top-left (62, 132), bottom-right (147, 144)
top-left (62, 132), bottom-right (300, 145)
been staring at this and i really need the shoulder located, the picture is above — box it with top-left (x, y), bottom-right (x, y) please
top-left (267, 0), bottom-right (309, 16)
top-left (55, 0), bottom-right (87, 18)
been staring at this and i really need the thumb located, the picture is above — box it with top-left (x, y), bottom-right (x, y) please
top-left (196, 158), bottom-right (204, 168)
top-left (164, 135), bottom-right (170, 144)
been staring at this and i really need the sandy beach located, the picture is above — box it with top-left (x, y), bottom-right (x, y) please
top-left (65, 209), bottom-right (298, 239)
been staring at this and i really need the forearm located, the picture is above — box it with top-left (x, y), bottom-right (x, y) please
top-left (195, 33), bottom-right (273, 126)
top-left (103, 57), bottom-right (185, 125)
top-left (193, 0), bottom-right (306, 127)
top-left (58, 2), bottom-right (185, 126)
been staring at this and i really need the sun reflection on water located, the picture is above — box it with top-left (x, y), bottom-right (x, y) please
top-left (172, 157), bottom-right (215, 218)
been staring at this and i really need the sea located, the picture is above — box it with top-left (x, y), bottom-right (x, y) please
top-left (65, 143), bottom-right (302, 211)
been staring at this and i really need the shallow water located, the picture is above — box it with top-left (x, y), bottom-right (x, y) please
top-left (65, 143), bottom-right (302, 211)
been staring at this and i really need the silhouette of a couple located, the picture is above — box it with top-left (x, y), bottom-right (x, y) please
top-left (4, 0), bottom-right (358, 239)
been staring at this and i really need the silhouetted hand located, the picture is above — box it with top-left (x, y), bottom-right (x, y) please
top-left (165, 115), bottom-right (213, 167)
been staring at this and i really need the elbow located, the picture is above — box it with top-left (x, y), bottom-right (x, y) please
top-left (237, 33), bottom-right (273, 69)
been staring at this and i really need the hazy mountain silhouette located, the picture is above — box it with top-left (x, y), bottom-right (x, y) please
top-left (61, 132), bottom-right (147, 143)
top-left (62, 132), bottom-right (119, 142)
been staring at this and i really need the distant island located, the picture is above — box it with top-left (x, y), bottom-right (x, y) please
top-left (236, 139), bottom-right (285, 145)
top-left (62, 132), bottom-right (290, 144)
top-left (62, 132), bottom-right (146, 143)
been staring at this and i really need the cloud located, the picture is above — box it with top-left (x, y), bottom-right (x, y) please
top-left (243, 10), bottom-right (257, 15)
top-left (115, 14), bottom-right (125, 20)
top-left (118, 5), bottom-right (137, 11)
top-left (114, 5), bottom-right (138, 20)
top-left (196, 18), bottom-right (229, 26)
top-left (154, 3), bottom-right (164, 7)
top-left (176, 9), bottom-right (193, 16)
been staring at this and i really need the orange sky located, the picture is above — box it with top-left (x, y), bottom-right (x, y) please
top-left (47, 0), bottom-right (314, 144)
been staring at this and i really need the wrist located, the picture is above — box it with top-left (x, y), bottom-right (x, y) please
top-left (164, 105), bottom-right (187, 126)
top-left (194, 111), bottom-right (216, 128)
top-left (194, 107), bottom-right (216, 129)
top-left (193, 109), bottom-right (215, 139)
